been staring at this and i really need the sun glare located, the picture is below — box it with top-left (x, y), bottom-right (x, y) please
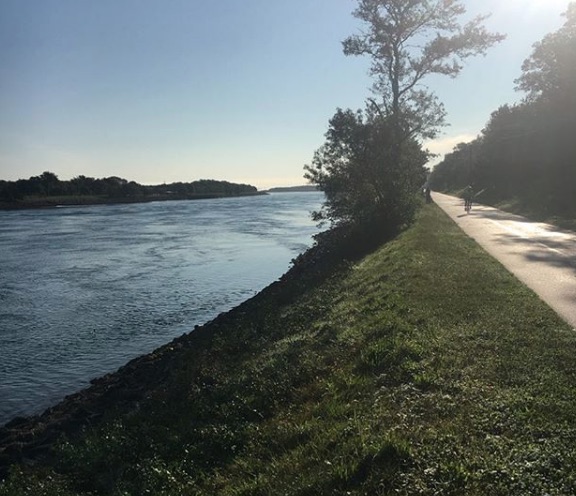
top-left (502, 0), bottom-right (569, 9)
top-left (489, 0), bottom-right (572, 27)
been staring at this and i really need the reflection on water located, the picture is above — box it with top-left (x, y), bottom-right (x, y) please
top-left (0, 192), bottom-right (323, 424)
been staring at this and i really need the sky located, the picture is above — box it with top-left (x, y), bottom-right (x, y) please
top-left (0, 0), bottom-right (573, 190)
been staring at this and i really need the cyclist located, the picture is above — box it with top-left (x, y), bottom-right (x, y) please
top-left (463, 185), bottom-right (474, 212)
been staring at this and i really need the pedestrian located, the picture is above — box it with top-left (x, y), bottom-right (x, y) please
top-left (463, 185), bottom-right (474, 211)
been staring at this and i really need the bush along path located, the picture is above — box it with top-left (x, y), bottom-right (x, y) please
top-left (1, 204), bottom-right (576, 495)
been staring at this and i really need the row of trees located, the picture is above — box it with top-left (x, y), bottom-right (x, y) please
top-left (0, 171), bottom-right (258, 203)
top-left (304, 0), bottom-right (503, 246)
top-left (431, 4), bottom-right (576, 216)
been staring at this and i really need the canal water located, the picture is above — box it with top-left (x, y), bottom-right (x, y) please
top-left (0, 192), bottom-right (323, 425)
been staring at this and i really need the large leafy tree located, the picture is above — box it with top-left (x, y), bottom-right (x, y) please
top-left (430, 4), bottom-right (576, 214)
top-left (306, 0), bottom-right (503, 236)
top-left (515, 3), bottom-right (576, 107)
top-left (512, 3), bottom-right (576, 212)
top-left (430, 139), bottom-right (482, 192)
top-left (343, 0), bottom-right (505, 142)
top-left (304, 108), bottom-right (427, 232)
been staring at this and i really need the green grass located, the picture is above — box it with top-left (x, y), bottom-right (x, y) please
top-left (2, 204), bottom-right (576, 495)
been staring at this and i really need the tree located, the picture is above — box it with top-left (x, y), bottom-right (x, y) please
top-left (429, 5), bottom-right (576, 215)
top-left (304, 107), bottom-right (427, 238)
top-left (515, 3), bottom-right (576, 107)
top-left (429, 139), bottom-right (482, 192)
top-left (513, 3), bottom-right (576, 212)
top-left (71, 175), bottom-right (97, 196)
top-left (343, 0), bottom-right (504, 143)
top-left (343, 0), bottom-right (504, 141)
top-left (305, 0), bottom-right (503, 237)
top-left (39, 171), bottom-right (66, 195)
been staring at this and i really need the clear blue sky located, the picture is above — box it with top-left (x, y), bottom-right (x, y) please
top-left (0, 0), bottom-right (572, 189)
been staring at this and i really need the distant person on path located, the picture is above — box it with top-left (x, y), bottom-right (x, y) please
top-left (463, 185), bottom-right (474, 212)
top-left (422, 180), bottom-right (432, 204)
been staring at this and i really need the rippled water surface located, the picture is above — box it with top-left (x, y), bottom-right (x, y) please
top-left (0, 192), bottom-right (323, 424)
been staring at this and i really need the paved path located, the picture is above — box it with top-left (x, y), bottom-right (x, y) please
top-left (433, 192), bottom-right (576, 330)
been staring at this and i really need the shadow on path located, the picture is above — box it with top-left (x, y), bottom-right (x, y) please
top-left (490, 231), bottom-right (576, 274)
top-left (433, 191), bottom-right (576, 328)
top-left (439, 197), bottom-right (576, 275)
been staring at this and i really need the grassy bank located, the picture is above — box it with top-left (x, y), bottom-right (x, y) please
top-left (2, 204), bottom-right (576, 495)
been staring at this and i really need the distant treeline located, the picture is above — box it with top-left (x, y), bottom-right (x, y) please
top-left (0, 172), bottom-right (259, 207)
top-left (430, 5), bottom-right (576, 216)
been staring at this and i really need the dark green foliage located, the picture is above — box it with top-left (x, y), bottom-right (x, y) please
top-left (431, 98), bottom-right (576, 215)
top-left (0, 172), bottom-right (258, 205)
top-left (515, 3), bottom-right (576, 105)
top-left (430, 4), bottom-right (576, 217)
top-left (0, 181), bottom-right (23, 201)
top-left (304, 108), bottom-right (428, 239)
top-left (428, 140), bottom-right (481, 193)
top-left (306, 0), bottom-right (502, 237)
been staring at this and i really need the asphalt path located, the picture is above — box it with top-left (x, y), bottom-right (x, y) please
top-left (433, 192), bottom-right (576, 330)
